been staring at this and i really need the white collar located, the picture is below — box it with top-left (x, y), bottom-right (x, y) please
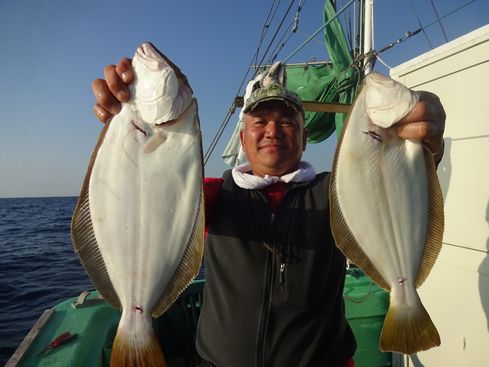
top-left (231, 161), bottom-right (316, 189)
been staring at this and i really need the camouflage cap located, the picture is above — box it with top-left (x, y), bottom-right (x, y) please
top-left (243, 82), bottom-right (305, 117)
top-left (243, 62), bottom-right (305, 117)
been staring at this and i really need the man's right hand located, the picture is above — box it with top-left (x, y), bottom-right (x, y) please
top-left (91, 58), bottom-right (134, 123)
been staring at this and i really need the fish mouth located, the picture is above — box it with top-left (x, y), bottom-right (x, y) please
top-left (136, 42), bottom-right (168, 70)
top-left (136, 42), bottom-right (192, 93)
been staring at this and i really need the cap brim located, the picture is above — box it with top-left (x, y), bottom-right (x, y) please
top-left (243, 96), bottom-right (304, 115)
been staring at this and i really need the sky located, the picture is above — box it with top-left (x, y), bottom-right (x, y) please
top-left (0, 0), bottom-right (487, 198)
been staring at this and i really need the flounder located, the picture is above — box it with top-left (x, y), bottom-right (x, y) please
top-left (330, 72), bottom-right (444, 354)
top-left (71, 42), bottom-right (204, 366)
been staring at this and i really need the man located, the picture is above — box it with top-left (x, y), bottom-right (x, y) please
top-left (91, 58), bottom-right (445, 367)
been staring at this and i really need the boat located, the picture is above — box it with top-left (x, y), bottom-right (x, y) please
top-left (6, 279), bottom-right (205, 367)
top-left (6, 269), bottom-right (391, 367)
top-left (8, 3), bottom-right (379, 366)
top-left (7, 1), bottom-right (489, 366)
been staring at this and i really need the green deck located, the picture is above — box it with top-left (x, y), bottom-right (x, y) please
top-left (12, 270), bottom-right (390, 367)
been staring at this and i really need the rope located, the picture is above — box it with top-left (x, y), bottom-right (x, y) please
top-left (406, 0), bottom-right (434, 49)
top-left (344, 280), bottom-right (374, 304)
top-left (253, 0), bottom-right (298, 73)
top-left (268, 23), bottom-right (296, 64)
top-left (254, 0), bottom-right (283, 66)
top-left (375, 54), bottom-right (392, 70)
top-left (422, 0), bottom-right (475, 34)
top-left (340, 0), bottom-right (354, 52)
top-left (203, 0), bottom-right (282, 165)
top-left (429, 0), bottom-right (449, 42)
top-left (268, 0), bottom-right (307, 64)
top-left (203, 111), bottom-right (234, 166)
top-left (283, 0), bottom-right (356, 63)
top-left (375, 0), bottom-right (475, 56)
top-left (204, 0), bottom-right (300, 165)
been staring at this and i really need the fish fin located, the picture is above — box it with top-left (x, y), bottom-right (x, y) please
top-left (111, 311), bottom-right (167, 367)
top-left (415, 147), bottom-right (444, 287)
top-left (71, 121), bottom-right (121, 309)
top-left (329, 165), bottom-right (390, 290)
top-left (381, 290), bottom-right (440, 354)
top-left (151, 186), bottom-right (205, 317)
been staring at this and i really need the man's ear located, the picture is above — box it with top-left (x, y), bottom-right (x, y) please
top-left (240, 129), bottom-right (246, 152)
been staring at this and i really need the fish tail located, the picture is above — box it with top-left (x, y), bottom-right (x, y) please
top-left (110, 311), bottom-right (167, 367)
top-left (380, 289), bottom-right (440, 354)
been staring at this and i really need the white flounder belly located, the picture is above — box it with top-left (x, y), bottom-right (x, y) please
top-left (329, 72), bottom-right (444, 354)
top-left (88, 98), bottom-right (203, 312)
top-left (335, 92), bottom-right (428, 287)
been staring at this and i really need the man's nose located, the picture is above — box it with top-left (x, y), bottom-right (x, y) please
top-left (265, 121), bottom-right (282, 137)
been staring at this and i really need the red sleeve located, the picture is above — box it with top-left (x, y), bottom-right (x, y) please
top-left (204, 177), bottom-right (224, 237)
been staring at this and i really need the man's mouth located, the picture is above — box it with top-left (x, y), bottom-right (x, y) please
top-left (260, 144), bottom-right (285, 149)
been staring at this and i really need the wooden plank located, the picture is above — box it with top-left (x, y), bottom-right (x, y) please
top-left (233, 97), bottom-right (351, 114)
top-left (5, 308), bottom-right (54, 367)
top-left (302, 100), bottom-right (351, 114)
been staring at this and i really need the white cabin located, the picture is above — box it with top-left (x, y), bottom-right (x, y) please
top-left (390, 24), bottom-right (489, 366)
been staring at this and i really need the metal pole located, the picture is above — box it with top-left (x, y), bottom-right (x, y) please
top-left (364, 0), bottom-right (373, 74)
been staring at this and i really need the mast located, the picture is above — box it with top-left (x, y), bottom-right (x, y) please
top-left (363, 0), bottom-right (374, 74)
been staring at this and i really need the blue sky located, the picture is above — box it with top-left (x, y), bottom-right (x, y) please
top-left (0, 0), bottom-right (487, 198)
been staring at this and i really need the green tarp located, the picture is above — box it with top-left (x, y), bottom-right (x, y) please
top-left (286, 0), bottom-right (358, 142)
top-left (221, 1), bottom-right (360, 167)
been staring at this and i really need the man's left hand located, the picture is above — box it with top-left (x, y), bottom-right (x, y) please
top-left (395, 91), bottom-right (446, 164)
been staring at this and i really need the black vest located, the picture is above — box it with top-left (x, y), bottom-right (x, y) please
top-left (196, 171), bottom-right (356, 367)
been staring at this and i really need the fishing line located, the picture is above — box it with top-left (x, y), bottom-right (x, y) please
top-left (283, 0), bottom-right (355, 63)
top-left (406, 0), bottom-right (434, 49)
top-left (254, 0), bottom-right (282, 66)
top-left (292, 0), bottom-right (304, 33)
top-left (428, 0), bottom-right (449, 42)
top-left (268, 20), bottom-right (296, 64)
top-left (340, 0), bottom-right (354, 51)
top-left (203, 111), bottom-right (234, 166)
top-left (253, 0), bottom-right (297, 72)
top-left (204, 0), bottom-right (298, 165)
top-left (268, 0), bottom-right (307, 64)
top-left (204, 0), bottom-right (282, 165)
top-left (295, 30), bottom-right (326, 47)
top-left (376, 0), bottom-right (476, 55)
top-left (422, 0), bottom-right (475, 34)
top-left (267, 22), bottom-right (294, 63)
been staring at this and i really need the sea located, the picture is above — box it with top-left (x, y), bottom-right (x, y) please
top-left (0, 196), bottom-right (95, 365)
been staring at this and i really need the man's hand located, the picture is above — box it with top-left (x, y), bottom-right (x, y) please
top-left (395, 91), bottom-right (446, 164)
top-left (91, 58), bottom-right (134, 123)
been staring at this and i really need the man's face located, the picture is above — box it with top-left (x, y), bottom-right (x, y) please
top-left (240, 100), bottom-right (307, 177)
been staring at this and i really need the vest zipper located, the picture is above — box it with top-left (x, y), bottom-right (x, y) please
top-left (279, 261), bottom-right (286, 288)
top-left (255, 192), bottom-right (275, 367)
top-left (255, 186), bottom-right (299, 367)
